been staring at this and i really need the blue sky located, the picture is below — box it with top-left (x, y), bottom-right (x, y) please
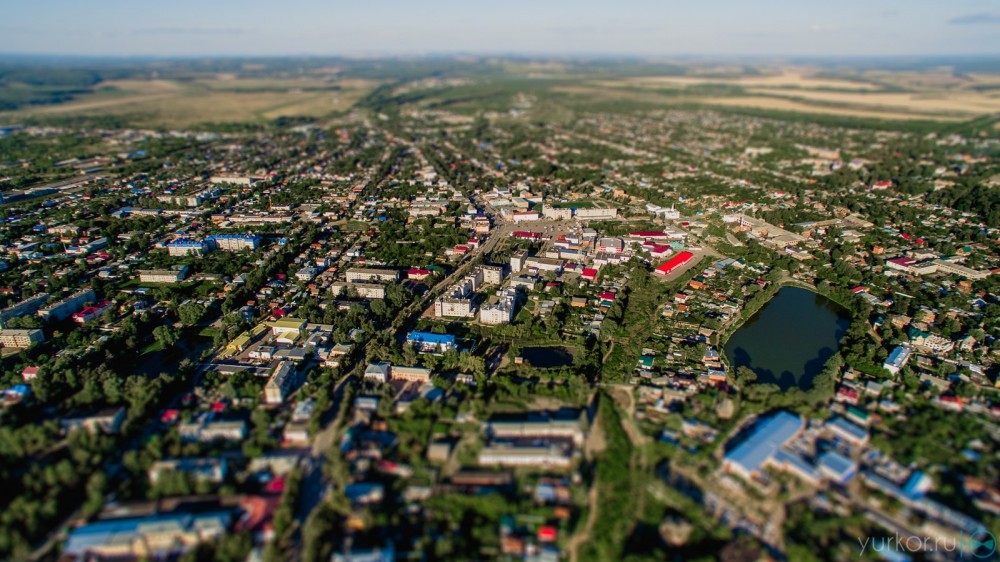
top-left (2, 0), bottom-right (1000, 57)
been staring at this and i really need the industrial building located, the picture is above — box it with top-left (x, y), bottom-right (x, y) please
top-left (722, 411), bottom-right (804, 481)
top-left (655, 251), bottom-right (695, 277)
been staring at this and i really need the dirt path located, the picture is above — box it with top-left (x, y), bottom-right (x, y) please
top-left (566, 480), bottom-right (600, 562)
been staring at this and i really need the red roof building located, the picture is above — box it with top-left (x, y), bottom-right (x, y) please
top-left (654, 251), bottom-right (694, 277)
top-left (511, 231), bottom-right (544, 241)
top-left (629, 231), bottom-right (668, 239)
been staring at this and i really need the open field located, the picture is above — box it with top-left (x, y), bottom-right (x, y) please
top-left (621, 70), bottom-right (884, 91)
top-left (4, 77), bottom-right (379, 128)
top-left (4, 62), bottom-right (1000, 127)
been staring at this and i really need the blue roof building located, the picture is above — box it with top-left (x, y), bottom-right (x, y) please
top-left (883, 345), bottom-right (911, 375)
top-left (723, 411), bottom-right (803, 480)
top-left (826, 416), bottom-right (869, 446)
top-left (406, 331), bottom-right (457, 352)
top-left (818, 450), bottom-right (857, 485)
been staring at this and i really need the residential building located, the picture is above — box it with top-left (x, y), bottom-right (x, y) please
top-left (0, 292), bottom-right (51, 324)
top-left (0, 328), bottom-right (44, 348)
top-left (139, 265), bottom-right (190, 284)
top-left (148, 458), bottom-right (228, 484)
top-left (331, 282), bottom-right (386, 299)
top-left (510, 250), bottom-right (528, 273)
top-left (264, 362), bottom-right (300, 404)
top-left (479, 442), bottom-right (573, 469)
top-left (62, 510), bottom-right (232, 560)
top-left (346, 268), bottom-right (399, 283)
top-left (206, 234), bottom-right (261, 252)
top-left (541, 204), bottom-right (572, 220)
top-left (37, 288), bottom-right (96, 322)
top-left (72, 300), bottom-right (113, 324)
top-left (364, 361), bottom-right (391, 384)
top-left (167, 238), bottom-right (207, 256)
top-left (179, 417), bottom-right (248, 443)
top-left (482, 265), bottom-right (505, 285)
top-left (435, 297), bottom-right (473, 318)
top-left (391, 365), bottom-right (432, 383)
top-left (61, 407), bottom-right (127, 434)
top-left (574, 207), bottom-right (618, 219)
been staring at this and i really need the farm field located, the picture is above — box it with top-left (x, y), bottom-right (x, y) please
top-left (5, 75), bottom-right (379, 127)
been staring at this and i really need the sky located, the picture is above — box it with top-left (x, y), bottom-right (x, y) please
top-left (3, 0), bottom-right (1000, 58)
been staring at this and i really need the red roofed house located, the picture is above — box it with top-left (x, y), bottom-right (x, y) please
top-left (836, 387), bottom-right (859, 405)
top-left (21, 366), bottom-right (40, 381)
top-left (581, 268), bottom-right (598, 281)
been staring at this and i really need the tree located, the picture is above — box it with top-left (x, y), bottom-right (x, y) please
top-left (177, 303), bottom-right (206, 326)
top-left (153, 325), bottom-right (180, 348)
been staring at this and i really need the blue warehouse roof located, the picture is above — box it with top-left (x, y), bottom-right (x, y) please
top-left (406, 331), bottom-right (456, 345)
top-left (724, 411), bottom-right (803, 475)
top-left (818, 450), bottom-right (857, 484)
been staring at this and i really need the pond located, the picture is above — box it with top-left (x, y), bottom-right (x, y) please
top-left (520, 346), bottom-right (575, 368)
top-left (724, 286), bottom-right (850, 391)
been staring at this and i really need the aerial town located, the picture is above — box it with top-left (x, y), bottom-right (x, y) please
top-left (0, 52), bottom-right (999, 562)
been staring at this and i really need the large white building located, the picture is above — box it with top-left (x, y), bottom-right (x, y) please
top-left (346, 268), bottom-right (399, 283)
top-left (331, 282), bottom-right (386, 299)
top-left (37, 288), bottom-right (95, 322)
top-left (435, 298), bottom-right (473, 317)
top-left (167, 238), bottom-right (208, 257)
top-left (478, 443), bottom-right (573, 469)
top-left (481, 265), bottom-right (505, 285)
top-left (480, 288), bottom-right (520, 325)
top-left (524, 256), bottom-right (564, 273)
top-left (574, 207), bottom-right (618, 220)
top-left (207, 234), bottom-right (261, 252)
top-left (541, 204), bottom-right (572, 220)
top-left (0, 293), bottom-right (51, 324)
top-left (139, 266), bottom-right (190, 284)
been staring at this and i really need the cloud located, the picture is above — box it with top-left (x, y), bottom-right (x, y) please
top-left (948, 12), bottom-right (1000, 25)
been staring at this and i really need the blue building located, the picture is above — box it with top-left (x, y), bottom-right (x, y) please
top-left (206, 234), bottom-right (261, 252)
top-left (722, 411), bottom-right (803, 480)
top-left (818, 450), bottom-right (857, 485)
top-left (406, 331), bottom-right (457, 353)
top-left (883, 345), bottom-right (911, 375)
top-left (167, 238), bottom-right (207, 256)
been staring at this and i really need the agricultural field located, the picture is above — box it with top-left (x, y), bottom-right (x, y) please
top-left (3, 74), bottom-right (379, 128)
